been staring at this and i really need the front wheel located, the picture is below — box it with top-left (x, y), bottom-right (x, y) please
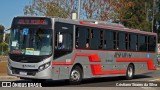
top-left (69, 66), bottom-right (83, 85)
top-left (126, 64), bottom-right (134, 80)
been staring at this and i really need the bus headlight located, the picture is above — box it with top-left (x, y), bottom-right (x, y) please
top-left (38, 62), bottom-right (51, 72)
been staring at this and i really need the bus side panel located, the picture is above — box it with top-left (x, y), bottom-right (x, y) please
top-left (51, 65), bottom-right (60, 80)
top-left (58, 65), bottom-right (70, 79)
top-left (73, 56), bottom-right (93, 78)
top-left (134, 63), bottom-right (148, 75)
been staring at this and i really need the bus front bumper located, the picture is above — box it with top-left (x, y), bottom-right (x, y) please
top-left (7, 65), bottom-right (52, 79)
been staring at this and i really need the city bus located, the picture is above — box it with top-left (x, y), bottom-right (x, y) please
top-left (8, 16), bottom-right (157, 84)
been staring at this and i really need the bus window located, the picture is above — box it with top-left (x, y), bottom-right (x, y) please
top-left (144, 36), bottom-right (148, 51)
top-left (99, 30), bottom-right (103, 49)
top-left (54, 22), bottom-right (73, 59)
top-left (86, 39), bottom-right (90, 48)
top-left (148, 36), bottom-right (156, 52)
top-left (118, 32), bottom-right (125, 50)
top-left (10, 28), bottom-right (52, 55)
top-left (90, 29), bottom-right (100, 49)
top-left (130, 33), bottom-right (137, 51)
top-left (138, 35), bottom-right (146, 51)
top-left (76, 27), bottom-right (89, 49)
top-left (104, 30), bottom-right (114, 50)
top-left (116, 32), bottom-right (118, 50)
top-left (55, 32), bottom-right (72, 50)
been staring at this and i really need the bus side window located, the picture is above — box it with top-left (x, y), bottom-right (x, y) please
top-left (130, 33), bottom-right (137, 51)
top-left (115, 32), bottom-right (118, 50)
top-left (86, 39), bottom-right (90, 48)
top-left (99, 30), bottom-right (103, 49)
top-left (76, 27), bottom-right (89, 49)
top-left (75, 28), bottom-right (79, 48)
top-left (148, 36), bottom-right (156, 52)
top-left (118, 32), bottom-right (125, 50)
top-left (90, 29), bottom-right (100, 49)
top-left (104, 30), bottom-right (114, 50)
top-left (138, 35), bottom-right (146, 51)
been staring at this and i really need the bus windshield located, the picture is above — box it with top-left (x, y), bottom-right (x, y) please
top-left (9, 28), bottom-right (52, 56)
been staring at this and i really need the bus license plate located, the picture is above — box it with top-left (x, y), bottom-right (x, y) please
top-left (20, 71), bottom-right (27, 75)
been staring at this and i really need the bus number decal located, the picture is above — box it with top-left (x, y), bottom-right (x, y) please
top-left (114, 52), bottom-right (132, 58)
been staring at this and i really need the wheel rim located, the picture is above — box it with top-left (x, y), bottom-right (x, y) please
top-left (128, 67), bottom-right (133, 77)
top-left (71, 70), bottom-right (80, 81)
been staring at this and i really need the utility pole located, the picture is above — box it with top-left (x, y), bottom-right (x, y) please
top-left (152, 0), bottom-right (156, 32)
top-left (78, 0), bottom-right (81, 20)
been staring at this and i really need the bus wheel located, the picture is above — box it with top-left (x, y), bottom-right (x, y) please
top-left (69, 66), bottom-right (83, 85)
top-left (126, 64), bottom-right (134, 80)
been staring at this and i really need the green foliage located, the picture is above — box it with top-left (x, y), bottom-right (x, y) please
top-left (23, 0), bottom-right (160, 32)
top-left (0, 42), bottom-right (9, 55)
top-left (0, 25), bottom-right (4, 34)
top-left (0, 25), bottom-right (9, 56)
top-left (24, 0), bottom-right (71, 18)
top-left (112, 0), bottom-right (154, 31)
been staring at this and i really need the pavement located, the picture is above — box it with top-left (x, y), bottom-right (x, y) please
top-left (0, 60), bottom-right (7, 62)
top-left (0, 61), bottom-right (160, 90)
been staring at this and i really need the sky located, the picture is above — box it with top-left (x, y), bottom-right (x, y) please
top-left (0, 0), bottom-right (32, 29)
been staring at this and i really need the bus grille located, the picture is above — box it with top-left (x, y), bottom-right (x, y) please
top-left (11, 67), bottom-right (38, 76)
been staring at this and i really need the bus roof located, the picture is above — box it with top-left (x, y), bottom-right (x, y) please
top-left (14, 16), bottom-right (157, 36)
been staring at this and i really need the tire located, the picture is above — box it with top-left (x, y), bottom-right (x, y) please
top-left (69, 66), bottom-right (83, 85)
top-left (126, 64), bottom-right (134, 80)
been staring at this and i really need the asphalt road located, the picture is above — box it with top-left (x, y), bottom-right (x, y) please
top-left (1, 68), bottom-right (160, 90)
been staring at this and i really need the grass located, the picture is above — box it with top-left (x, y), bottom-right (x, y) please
top-left (0, 62), bottom-right (7, 76)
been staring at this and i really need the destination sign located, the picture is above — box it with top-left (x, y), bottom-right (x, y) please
top-left (12, 17), bottom-right (52, 27)
top-left (17, 19), bottom-right (48, 25)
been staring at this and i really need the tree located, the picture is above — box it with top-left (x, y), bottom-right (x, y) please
top-left (24, 0), bottom-right (114, 21)
top-left (82, 0), bottom-right (113, 21)
top-left (24, 0), bottom-right (75, 18)
top-left (111, 0), bottom-right (152, 31)
top-left (0, 42), bottom-right (8, 55)
top-left (0, 25), bottom-right (4, 43)
top-left (0, 25), bottom-right (8, 55)
top-left (82, 0), bottom-right (100, 19)
top-left (24, 0), bottom-right (158, 32)
top-left (0, 25), bottom-right (4, 34)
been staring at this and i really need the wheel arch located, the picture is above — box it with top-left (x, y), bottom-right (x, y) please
top-left (71, 63), bottom-right (84, 77)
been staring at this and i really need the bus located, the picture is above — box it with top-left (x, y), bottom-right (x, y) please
top-left (8, 16), bottom-right (157, 84)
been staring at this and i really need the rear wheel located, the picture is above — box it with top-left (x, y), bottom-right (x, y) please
top-left (126, 64), bottom-right (134, 80)
top-left (69, 66), bottom-right (83, 85)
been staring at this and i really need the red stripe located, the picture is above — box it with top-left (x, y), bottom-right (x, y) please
top-left (52, 53), bottom-right (126, 75)
top-left (90, 64), bottom-right (126, 75)
top-left (116, 58), bottom-right (149, 62)
top-left (52, 54), bottom-right (156, 76)
top-left (90, 64), bottom-right (103, 75)
top-left (116, 58), bottom-right (156, 70)
top-left (52, 53), bottom-right (101, 65)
